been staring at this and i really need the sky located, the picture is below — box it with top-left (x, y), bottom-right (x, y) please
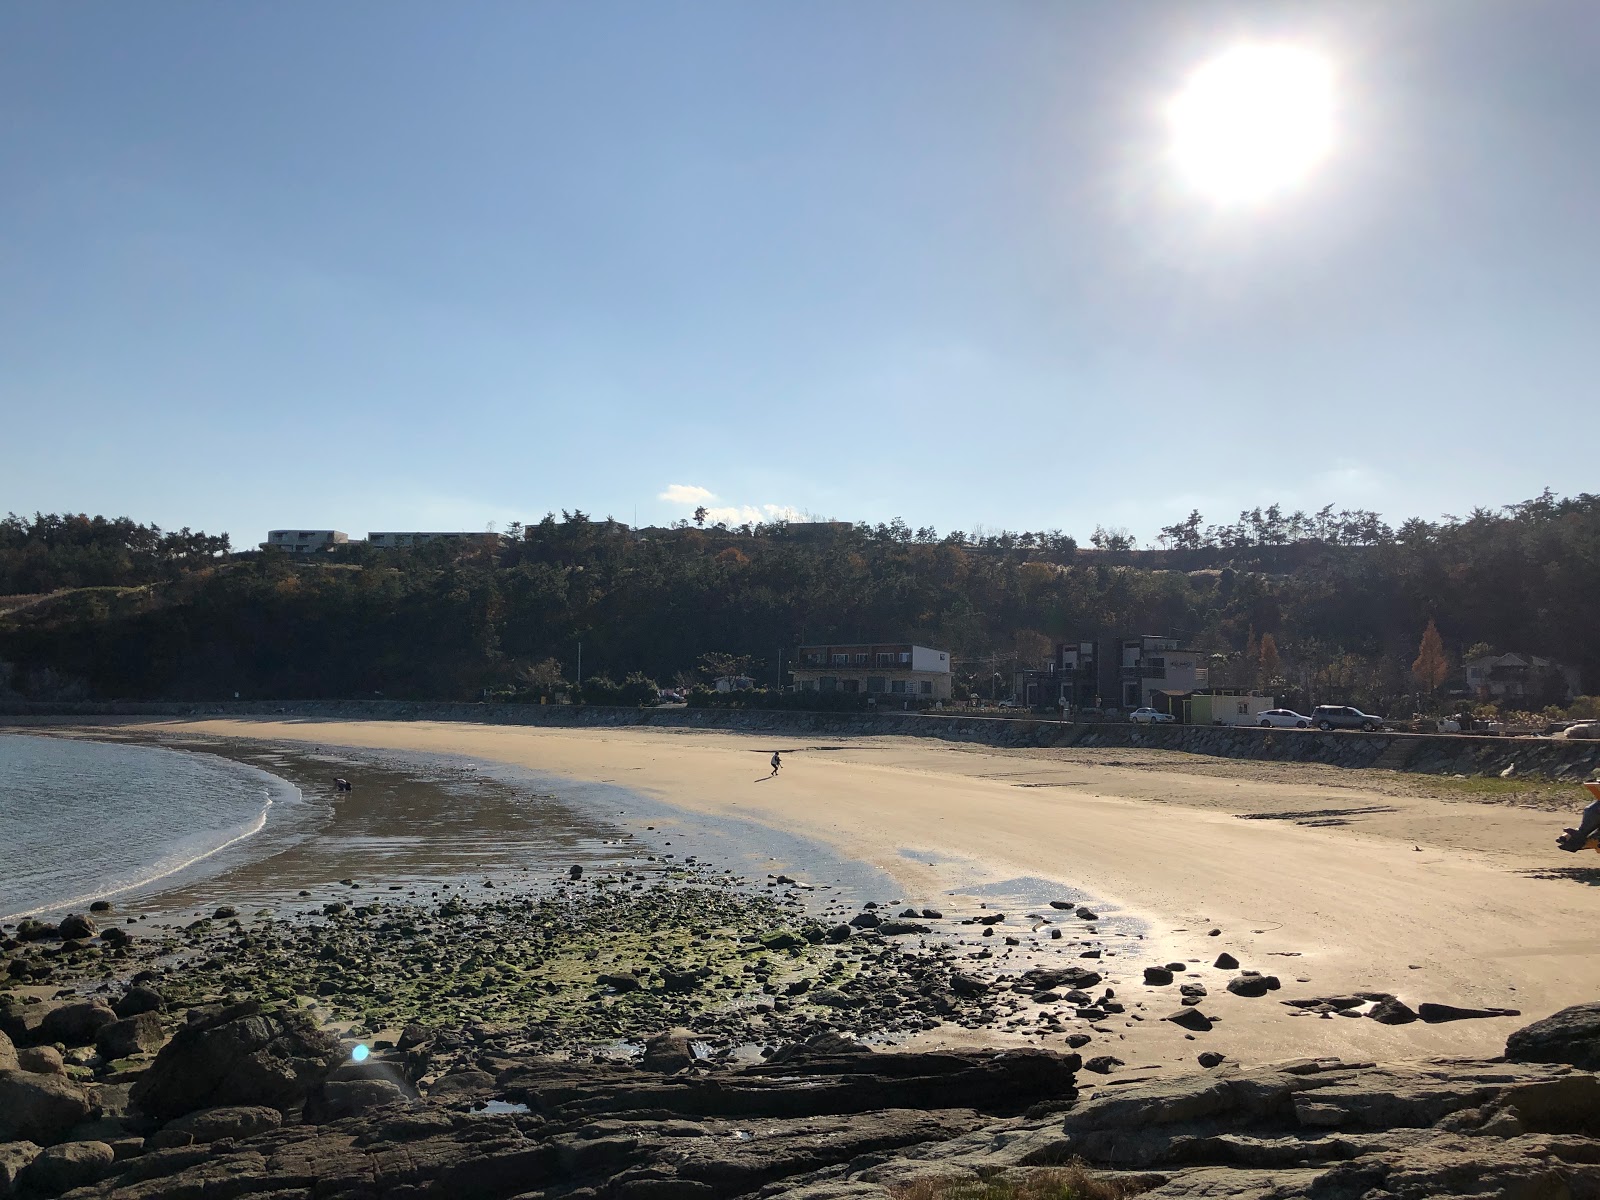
top-left (2, 0), bottom-right (1597, 546)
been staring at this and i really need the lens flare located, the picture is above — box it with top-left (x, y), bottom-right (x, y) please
top-left (350, 1043), bottom-right (370, 1063)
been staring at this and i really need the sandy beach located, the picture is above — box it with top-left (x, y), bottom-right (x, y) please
top-left (15, 715), bottom-right (1595, 1071)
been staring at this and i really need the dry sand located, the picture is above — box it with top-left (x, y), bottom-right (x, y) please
top-left (34, 717), bottom-right (1600, 1069)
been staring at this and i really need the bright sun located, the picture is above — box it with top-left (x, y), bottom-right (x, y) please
top-left (1168, 44), bottom-right (1335, 206)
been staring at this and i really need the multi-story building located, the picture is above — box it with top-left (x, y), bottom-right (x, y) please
top-left (365, 531), bottom-right (507, 550)
top-left (1463, 652), bottom-right (1580, 703)
top-left (1017, 634), bottom-right (1207, 711)
top-left (791, 643), bottom-right (952, 700)
top-left (261, 530), bottom-right (349, 554)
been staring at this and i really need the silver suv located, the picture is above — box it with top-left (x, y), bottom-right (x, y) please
top-left (1312, 705), bottom-right (1385, 732)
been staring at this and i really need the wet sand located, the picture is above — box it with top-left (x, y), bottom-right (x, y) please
top-left (13, 716), bottom-right (1600, 1072)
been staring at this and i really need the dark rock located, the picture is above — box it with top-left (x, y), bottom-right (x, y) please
top-left (1198, 1052), bottom-right (1226, 1068)
top-left (56, 914), bottom-right (96, 940)
top-left (397, 1024), bottom-right (433, 1051)
top-left (1214, 952), bottom-right (1240, 969)
top-left (17, 1047), bottom-right (64, 1076)
top-left (641, 1032), bottom-right (694, 1073)
top-left (1076, 908), bottom-right (1098, 920)
top-left (1507, 1002), bottom-right (1600, 1069)
top-left (0, 1071), bottom-right (92, 1143)
top-left (1180, 983), bottom-right (1208, 998)
top-left (212, 906), bottom-right (238, 920)
top-left (89, 901), bottom-right (113, 913)
top-left (322, 902), bottom-right (347, 916)
top-left (38, 1001), bottom-right (116, 1047)
top-left (824, 924), bottom-right (853, 943)
top-left (950, 974), bottom-right (989, 998)
top-left (1049, 901), bottom-right (1073, 910)
top-left (1143, 967), bottom-right (1174, 986)
top-left (96, 1012), bottom-right (165, 1060)
top-left (1167, 1008), bottom-right (1214, 1032)
top-left (113, 986), bottom-right (165, 1019)
top-left (1227, 975), bottom-right (1280, 998)
top-left (1368, 998), bottom-right (1419, 1025)
top-left (920, 909), bottom-right (943, 920)
top-left (761, 930), bottom-right (806, 951)
top-left (975, 913), bottom-right (1006, 925)
top-left (664, 969), bottom-right (707, 993)
top-left (1066, 1033), bottom-right (1092, 1048)
top-left (0, 1142), bottom-right (41, 1194)
top-left (305, 1078), bottom-right (411, 1122)
top-left (17, 1139), bottom-right (113, 1195)
top-left (876, 921), bottom-right (930, 936)
top-left (15, 920), bottom-right (57, 942)
top-left (0, 1030), bottom-right (15, 1074)
top-left (766, 1032), bottom-right (872, 1063)
top-left (569, 865), bottom-right (583, 879)
top-left (1083, 1055), bottom-right (1123, 1074)
top-left (161, 1105), bottom-right (282, 1143)
top-left (599, 972), bottom-right (642, 992)
top-left (848, 912), bottom-right (882, 929)
top-left (129, 1001), bottom-right (341, 1122)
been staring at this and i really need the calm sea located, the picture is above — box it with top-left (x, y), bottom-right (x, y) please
top-left (0, 733), bottom-right (296, 921)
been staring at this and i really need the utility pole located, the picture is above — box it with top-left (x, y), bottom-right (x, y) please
top-left (577, 642), bottom-right (583, 694)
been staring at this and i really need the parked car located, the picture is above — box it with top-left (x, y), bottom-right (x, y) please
top-left (1258, 708), bottom-right (1311, 729)
top-left (996, 697), bottom-right (1023, 710)
top-left (1129, 706), bottom-right (1175, 724)
top-left (1311, 705), bottom-right (1386, 732)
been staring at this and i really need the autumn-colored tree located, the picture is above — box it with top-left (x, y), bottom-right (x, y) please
top-left (1258, 632), bottom-right (1281, 689)
top-left (1411, 619), bottom-right (1451, 699)
top-left (1242, 626), bottom-right (1260, 689)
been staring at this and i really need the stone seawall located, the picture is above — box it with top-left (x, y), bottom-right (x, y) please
top-left (3, 698), bottom-right (1597, 778)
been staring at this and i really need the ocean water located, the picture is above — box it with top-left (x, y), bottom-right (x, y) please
top-left (0, 733), bottom-right (296, 921)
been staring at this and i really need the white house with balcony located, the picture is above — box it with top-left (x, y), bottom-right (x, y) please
top-left (791, 643), bottom-right (952, 700)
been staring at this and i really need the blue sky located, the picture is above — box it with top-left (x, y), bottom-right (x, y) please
top-left (3, 1), bottom-right (1596, 545)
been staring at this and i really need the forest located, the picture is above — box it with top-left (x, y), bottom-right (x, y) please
top-left (0, 492), bottom-right (1595, 716)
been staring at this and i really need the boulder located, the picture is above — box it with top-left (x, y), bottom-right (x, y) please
top-left (56, 915), bottom-right (96, 941)
top-left (113, 985), bottom-right (165, 1019)
top-left (1167, 1008), bottom-right (1214, 1032)
top-left (848, 912), bottom-right (882, 929)
top-left (641, 1032), bottom-right (695, 1073)
top-left (1143, 967), bottom-right (1174, 986)
top-left (304, 1078), bottom-right (410, 1123)
top-left (37, 1001), bottom-right (116, 1048)
top-left (1083, 1055), bottom-right (1123, 1074)
top-left (0, 1071), bottom-right (93, 1143)
top-left (1214, 952), bottom-right (1240, 970)
top-left (598, 972), bottom-right (641, 992)
top-left (876, 921), bottom-right (929, 936)
top-left (162, 1104), bottom-right (283, 1145)
top-left (1417, 1002), bottom-right (1521, 1024)
top-left (129, 1001), bottom-right (341, 1122)
top-left (1198, 1052), bottom-right (1226, 1068)
top-left (0, 1142), bottom-right (41, 1194)
top-left (17, 1140), bottom-right (114, 1196)
top-left (1507, 1002), bottom-right (1600, 1069)
top-left (1226, 975), bottom-right (1280, 998)
top-left (1368, 997), bottom-right (1419, 1025)
top-left (0, 1030), bottom-right (15, 1073)
top-left (96, 1012), bottom-right (165, 1060)
top-left (17, 1047), bottom-right (64, 1076)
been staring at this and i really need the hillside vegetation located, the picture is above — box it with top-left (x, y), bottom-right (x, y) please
top-left (0, 494), bottom-right (1595, 712)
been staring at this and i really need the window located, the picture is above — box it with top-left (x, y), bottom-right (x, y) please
top-left (891, 680), bottom-right (907, 694)
top-left (1237, 702), bottom-right (1248, 715)
top-left (854, 653), bottom-right (869, 664)
top-left (831, 654), bottom-right (848, 665)
top-left (898, 652), bottom-right (911, 664)
top-left (800, 680), bottom-right (817, 692)
top-left (877, 653), bottom-right (893, 666)
top-left (866, 677), bottom-right (886, 693)
top-left (920, 681), bottom-right (933, 695)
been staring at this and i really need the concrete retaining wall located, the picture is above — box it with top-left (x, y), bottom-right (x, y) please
top-left (2, 698), bottom-right (1597, 779)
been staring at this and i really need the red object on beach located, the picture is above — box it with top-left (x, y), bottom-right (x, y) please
top-left (1586, 781), bottom-right (1600, 803)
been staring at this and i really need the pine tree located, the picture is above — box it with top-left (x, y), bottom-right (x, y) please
top-left (1258, 633), bottom-right (1281, 690)
top-left (1411, 619), bottom-right (1451, 699)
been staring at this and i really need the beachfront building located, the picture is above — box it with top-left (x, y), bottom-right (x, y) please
top-left (791, 643), bottom-right (952, 700)
top-left (261, 530), bottom-right (350, 554)
top-left (366, 531), bottom-right (508, 550)
top-left (1016, 634), bottom-right (1208, 711)
top-left (1462, 652), bottom-right (1581, 704)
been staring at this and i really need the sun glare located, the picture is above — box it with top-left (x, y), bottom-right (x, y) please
top-left (1168, 45), bottom-right (1335, 206)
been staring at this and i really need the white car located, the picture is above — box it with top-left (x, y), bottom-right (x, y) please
top-left (1129, 707), bottom-right (1175, 724)
top-left (1257, 708), bottom-right (1311, 729)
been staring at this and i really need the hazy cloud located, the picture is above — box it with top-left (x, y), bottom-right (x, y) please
top-left (703, 503), bottom-right (804, 525)
top-left (659, 483), bottom-right (715, 505)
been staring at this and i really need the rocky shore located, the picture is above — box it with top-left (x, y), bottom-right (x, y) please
top-left (5, 988), bottom-right (1600, 1199)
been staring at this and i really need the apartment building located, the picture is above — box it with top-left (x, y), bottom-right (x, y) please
top-left (260, 530), bottom-right (350, 554)
top-left (791, 643), bottom-right (952, 700)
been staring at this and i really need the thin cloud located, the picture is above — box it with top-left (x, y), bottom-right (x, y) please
top-left (704, 503), bottom-right (804, 525)
top-left (659, 483), bottom-right (715, 505)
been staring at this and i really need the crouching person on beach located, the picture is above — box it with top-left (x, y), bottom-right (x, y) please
top-left (1557, 780), bottom-right (1600, 852)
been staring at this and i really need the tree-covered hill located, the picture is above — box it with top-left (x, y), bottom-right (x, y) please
top-left (1, 494), bottom-right (1595, 713)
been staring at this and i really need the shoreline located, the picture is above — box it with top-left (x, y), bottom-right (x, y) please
top-left (6, 714), bottom-right (1599, 1072)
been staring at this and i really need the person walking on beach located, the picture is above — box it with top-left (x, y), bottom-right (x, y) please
top-left (770, 750), bottom-right (782, 777)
